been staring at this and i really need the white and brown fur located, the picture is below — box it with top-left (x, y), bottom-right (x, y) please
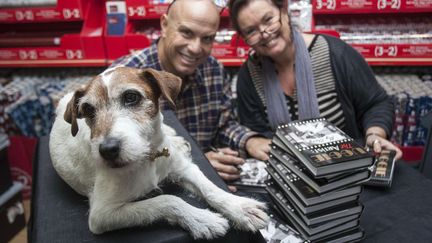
top-left (49, 66), bottom-right (268, 239)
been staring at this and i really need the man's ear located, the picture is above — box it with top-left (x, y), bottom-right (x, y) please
top-left (141, 68), bottom-right (182, 109)
top-left (160, 14), bottom-right (168, 38)
top-left (63, 89), bottom-right (85, 137)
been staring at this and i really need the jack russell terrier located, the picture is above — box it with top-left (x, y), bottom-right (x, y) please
top-left (49, 66), bottom-right (268, 239)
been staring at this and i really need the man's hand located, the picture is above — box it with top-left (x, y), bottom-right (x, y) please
top-left (205, 147), bottom-right (245, 192)
top-left (245, 137), bottom-right (272, 161)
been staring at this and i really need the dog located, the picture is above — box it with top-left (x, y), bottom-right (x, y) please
top-left (49, 66), bottom-right (269, 239)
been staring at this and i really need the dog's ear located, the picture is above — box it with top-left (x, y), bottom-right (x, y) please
top-left (141, 68), bottom-right (182, 109)
top-left (64, 89), bottom-right (85, 137)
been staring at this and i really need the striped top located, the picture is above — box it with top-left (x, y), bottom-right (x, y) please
top-left (249, 35), bottom-right (346, 130)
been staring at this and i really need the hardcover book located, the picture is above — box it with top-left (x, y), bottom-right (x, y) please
top-left (266, 184), bottom-right (360, 235)
top-left (266, 184), bottom-right (360, 241)
top-left (272, 135), bottom-right (367, 180)
top-left (315, 227), bottom-right (365, 243)
top-left (270, 144), bottom-right (370, 194)
top-left (266, 165), bottom-right (359, 215)
top-left (268, 180), bottom-right (363, 226)
top-left (276, 118), bottom-right (374, 177)
top-left (364, 149), bottom-right (397, 188)
top-left (266, 158), bottom-right (361, 207)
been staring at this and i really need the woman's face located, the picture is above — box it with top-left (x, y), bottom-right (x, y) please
top-left (236, 0), bottom-right (292, 58)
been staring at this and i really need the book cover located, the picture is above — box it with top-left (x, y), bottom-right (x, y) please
top-left (266, 184), bottom-right (360, 241)
top-left (270, 144), bottom-right (370, 194)
top-left (266, 165), bottom-right (359, 215)
top-left (364, 149), bottom-right (397, 188)
top-left (315, 227), bottom-right (365, 243)
top-left (229, 158), bottom-right (267, 192)
top-left (268, 179), bottom-right (363, 226)
top-left (272, 135), bottom-right (367, 180)
top-left (276, 118), bottom-right (374, 177)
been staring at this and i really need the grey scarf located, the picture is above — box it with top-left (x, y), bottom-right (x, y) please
top-left (262, 28), bottom-right (320, 129)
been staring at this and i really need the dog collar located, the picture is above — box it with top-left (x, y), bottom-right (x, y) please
top-left (149, 147), bottom-right (170, 161)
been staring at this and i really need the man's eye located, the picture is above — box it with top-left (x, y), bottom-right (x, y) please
top-left (202, 36), bottom-right (214, 44)
top-left (181, 30), bottom-right (193, 38)
top-left (122, 91), bottom-right (142, 107)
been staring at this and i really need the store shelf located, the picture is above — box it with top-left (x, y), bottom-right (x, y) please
top-left (351, 43), bottom-right (432, 66)
top-left (313, 0), bottom-right (432, 14)
top-left (0, 0), bottom-right (107, 67)
top-left (0, 0), bottom-right (90, 23)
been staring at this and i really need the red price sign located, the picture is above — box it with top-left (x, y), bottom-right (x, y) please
top-left (19, 50), bottom-right (38, 60)
top-left (374, 45), bottom-right (398, 57)
top-left (377, 0), bottom-right (401, 10)
top-left (15, 10), bottom-right (34, 21)
top-left (315, 0), bottom-right (337, 10)
top-left (66, 50), bottom-right (83, 59)
top-left (63, 8), bottom-right (81, 19)
top-left (128, 6), bottom-right (146, 17)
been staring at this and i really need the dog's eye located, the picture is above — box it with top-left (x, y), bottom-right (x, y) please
top-left (81, 103), bottom-right (96, 119)
top-left (122, 91), bottom-right (141, 107)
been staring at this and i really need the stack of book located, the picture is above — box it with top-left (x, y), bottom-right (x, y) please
top-left (266, 118), bottom-right (374, 242)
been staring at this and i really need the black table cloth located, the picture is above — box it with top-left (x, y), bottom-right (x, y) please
top-left (28, 110), bottom-right (264, 243)
top-left (29, 110), bottom-right (432, 242)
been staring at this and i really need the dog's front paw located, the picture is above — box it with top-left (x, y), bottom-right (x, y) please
top-left (178, 207), bottom-right (229, 240)
top-left (223, 196), bottom-right (269, 232)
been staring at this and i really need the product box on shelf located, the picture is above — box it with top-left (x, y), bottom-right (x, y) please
top-left (0, 183), bottom-right (25, 243)
top-left (0, 0), bottom-right (107, 67)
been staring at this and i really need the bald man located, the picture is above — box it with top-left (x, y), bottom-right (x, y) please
top-left (112, 0), bottom-right (263, 192)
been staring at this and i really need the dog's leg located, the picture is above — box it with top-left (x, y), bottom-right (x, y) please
top-left (88, 194), bottom-right (229, 239)
top-left (173, 163), bottom-right (269, 232)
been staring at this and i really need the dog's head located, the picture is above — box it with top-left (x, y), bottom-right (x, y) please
top-left (63, 66), bottom-right (181, 168)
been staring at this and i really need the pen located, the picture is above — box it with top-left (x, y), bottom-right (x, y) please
top-left (209, 145), bottom-right (224, 154)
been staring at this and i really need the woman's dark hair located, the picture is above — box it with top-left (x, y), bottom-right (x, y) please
top-left (228, 0), bottom-right (285, 33)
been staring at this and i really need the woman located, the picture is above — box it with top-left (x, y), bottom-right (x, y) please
top-left (228, 0), bottom-right (402, 160)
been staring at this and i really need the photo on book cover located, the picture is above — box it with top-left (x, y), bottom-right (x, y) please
top-left (230, 158), bottom-right (268, 188)
top-left (284, 118), bottom-right (347, 149)
top-left (259, 214), bottom-right (306, 243)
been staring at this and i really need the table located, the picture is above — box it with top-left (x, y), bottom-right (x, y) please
top-left (28, 110), bottom-right (432, 243)
top-left (359, 160), bottom-right (432, 242)
top-left (28, 110), bottom-right (264, 243)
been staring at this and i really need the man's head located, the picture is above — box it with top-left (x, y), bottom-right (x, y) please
top-left (158, 0), bottom-right (220, 78)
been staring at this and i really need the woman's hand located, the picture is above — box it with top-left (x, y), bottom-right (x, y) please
top-left (366, 133), bottom-right (403, 160)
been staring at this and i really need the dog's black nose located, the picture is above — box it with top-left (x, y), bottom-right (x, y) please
top-left (99, 137), bottom-right (120, 161)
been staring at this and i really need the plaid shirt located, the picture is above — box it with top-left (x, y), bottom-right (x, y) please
top-left (111, 42), bottom-right (257, 156)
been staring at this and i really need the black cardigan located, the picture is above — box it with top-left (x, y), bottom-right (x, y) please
top-left (236, 34), bottom-right (394, 140)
